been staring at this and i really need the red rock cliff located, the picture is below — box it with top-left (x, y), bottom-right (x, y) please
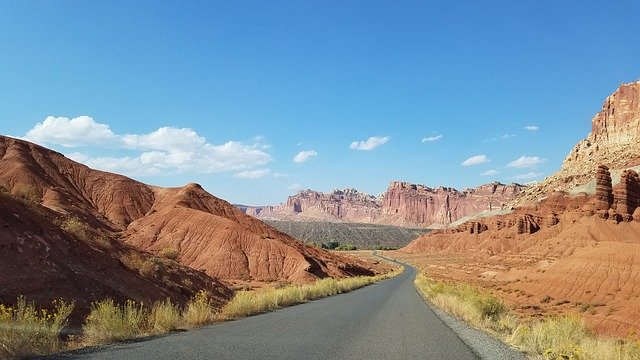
top-left (380, 181), bottom-right (525, 227)
top-left (242, 182), bottom-right (525, 228)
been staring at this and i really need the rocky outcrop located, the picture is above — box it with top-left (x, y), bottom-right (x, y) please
top-left (612, 169), bottom-right (640, 218)
top-left (515, 81), bottom-right (640, 205)
top-left (380, 181), bottom-right (525, 227)
top-left (241, 181), bottom-right (525, 228)
top-left (564, 81), bottom-right (640, 171)
top-left (242, 188), bottom-right (382, 223)
top-left (595, 165), bottom-right (614, 210)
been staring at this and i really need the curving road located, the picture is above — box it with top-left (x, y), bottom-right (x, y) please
top-left (45, 263), bottom-right (521, 360)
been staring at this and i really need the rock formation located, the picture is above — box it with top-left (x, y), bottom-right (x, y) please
top-left (241, 181), bottom-right (525, 228)
top-left (516, 81), bottom-right (640, 205)
top-left (612, 169), bottom-right (640, 219)
top-left (0, 135), bottom-right (382, 299)
top-left (380, 181), bottom-right (524, 228)
top-left (594, 165), bottom-right (614, 210)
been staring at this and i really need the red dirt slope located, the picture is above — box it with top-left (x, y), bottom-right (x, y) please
top-left (0, 135), bottom-right (381, 288)
top-left (0, 191), bottom-right (231, 325)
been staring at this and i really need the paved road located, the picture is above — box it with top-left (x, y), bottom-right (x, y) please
top-left (47, 264), bottom-right (490, 360)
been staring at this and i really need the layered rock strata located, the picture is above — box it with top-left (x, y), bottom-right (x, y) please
top-left (243, 181), bottom-right (525, 228)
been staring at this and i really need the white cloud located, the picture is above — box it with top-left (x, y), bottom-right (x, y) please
top-left (25, 116), bottom-right (117, 147)
top-left (23, 116), bottom-right (272, 176)
top-left (511, 172), bottom-right (543, 180)
top-left (235, 169), bottom-right (271, 179)
top-left (480, 169), bottom-right (500, 176)
top-left (349, 136), bottom-right (390, 151)
top-left (421, 135), bottom-right (443, 143)
top-left (488, 134), bottom-right (515, 142)
top-left (293, 150), bottom-right (317, 163)
top-left (506, 155), bottom-right (547, 169)
top-left (461, 155), bottom-right (490, 166)
top-left (525, 125), bottom-right (539, 131)
top-left (288, 182), bottom-right (303, 191)
top-left (273, 172), bottom-right (289, 178)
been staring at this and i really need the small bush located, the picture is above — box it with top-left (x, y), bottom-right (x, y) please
top-left (82, 299), bottom-right (145, 345)
top-left (140, 258), bottom-right (163, 277)
top-left (335, 243), bottom-right (357, 251)
top-left (60, 217), bottom-right (90, 241)
top-left (0, 297), bottom-right (73, 359)
top-left (12, 183), bottom-right (40, 204)
top-left (159, 247), bottom-right (180, 260)
top-left (182, 290), bottom-right (217, 326)
top-left (148, 299), bottom-right (180, 333)
top-left (541, 295), bottom-right (552, 303)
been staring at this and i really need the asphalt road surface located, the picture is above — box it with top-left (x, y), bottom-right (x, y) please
top-left (45, 263), bottom-right (519, 360)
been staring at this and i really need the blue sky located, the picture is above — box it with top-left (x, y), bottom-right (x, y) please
top-left (1, 1), bottom-right (639, 205)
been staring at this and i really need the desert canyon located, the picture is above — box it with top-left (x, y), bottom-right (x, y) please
top-left (397, 80), bottom-right (640, 338)
top-left (0, 135), bottom-right (387, 324)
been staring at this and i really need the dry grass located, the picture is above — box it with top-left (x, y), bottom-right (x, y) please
top-left (12, 183), bottom-right (40, 204)
top-left (147, 299), bottom-right (181, 333)
top-left (220, 268), bottom-right (402, 319)
top-left (82, 299), bottom-right (145, 345)
top-left (0, 297), bottom-right (74, 359)
top-left (181, 290), bottom-right (217, 326)
top-left (2, 266), bottom-right (402, 356)
top-left (414, 273), bottom-right (640, 360)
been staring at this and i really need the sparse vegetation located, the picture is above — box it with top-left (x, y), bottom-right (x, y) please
top-left (220, 268), bottom-right (402, 319)
top-left (335, 243), bottom-right (357, 251)
top-left (60, 216), bottom-right (91, 241)
top-left (264, 220), bottom-right (429, 249)
top-left (82, 299), bottom-right (146, 345)
top-left (0, 297), bottom-right (74, 359)
top-left (182, 290), bottom-right (217, 326)
top-left (1, 264), bottom-right (401, 356)
top-left (12, 183), bottom-right (40, 204)
top-left (148, 298), bottom-right (181, 333)
top-left (159, 247), bottom-right (180, 260)
top-left (139, 258), bottom-right (165, 277)
top-left (415, 273), bottom-right (640, 359)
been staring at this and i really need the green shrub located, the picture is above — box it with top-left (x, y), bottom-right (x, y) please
top-left (335, 243), bottom-right (357, 251)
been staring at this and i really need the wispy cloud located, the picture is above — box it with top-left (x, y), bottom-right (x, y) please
top-left (235, 169), bottom-right (271, 179)
top-left (349, 136), bottom-right (389, 151)
top-left (488, 134), bottom-right (515, 142)
top-left (510, 171), bottom-right (543, 180)
top-left (461, 155), bottom-right (490, 166)
top-left (480, 169), bottom-right (500, 176)
top-left (273, 172), bottom-right (289, 178)
top-left (524, 125), bottom-right (539, 131)
top-left (23, 116), bottom-right (272, 176)
top-left (293, 150), bottom-right (317, 163)
top-left (506, 155), bottom-right (546, 169)
top-left (288, 182), bottom-right (303, 191)
top-left (421, 135), bottom-right (443, 143)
